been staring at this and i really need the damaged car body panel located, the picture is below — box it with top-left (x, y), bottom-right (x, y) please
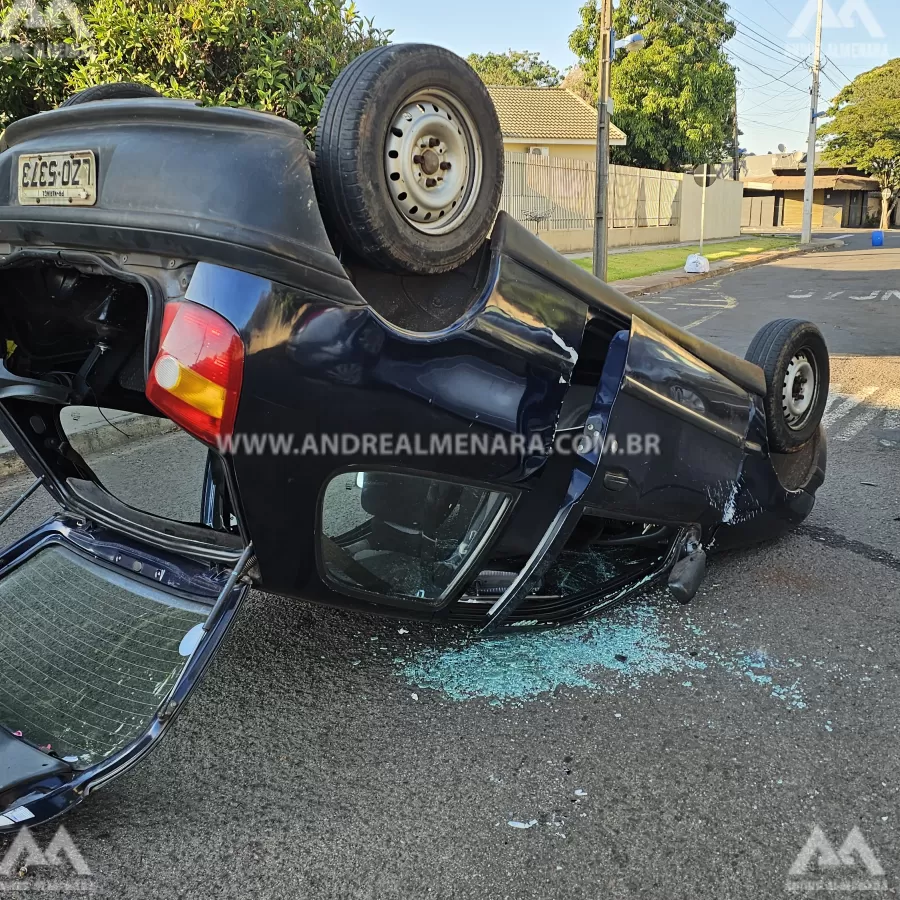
top-left (0, 95), bottom-right (828, 827)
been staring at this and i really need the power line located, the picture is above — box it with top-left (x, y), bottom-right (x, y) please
top-left (740, 77), bottom-right (811, 114)
top-left (656, 0), bottom-right (804, 68)
top-left (653, 0), bottom-right (810, 92)
top-left (738, 57), bottom-right (809, 92)
top-left (727, 50), bottom-right (810, 92)
top-left (742, 117), bottom-right (810, 136)
top-left (729, 35), bottom-right (806, 67)
top-left (751, 0), bottom-right (854, 86)
top-left (677, 0), bottom-right (809, 64)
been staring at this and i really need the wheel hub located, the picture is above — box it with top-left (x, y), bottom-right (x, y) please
top-left (418, 148), bottom-right (440, 176)
top-left (384, 89), bottom-right (482, 234)
top-left (782, 353), bottom-right (817, 429)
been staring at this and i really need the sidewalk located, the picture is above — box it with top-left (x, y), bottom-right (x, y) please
top-left (564, 235), bottom-right (763, 261)
top-left (0, 408), bottom-right (178, 476)
top-left (605, 236), bottom-right (845, 298)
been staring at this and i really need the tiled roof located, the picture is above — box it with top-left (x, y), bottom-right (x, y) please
top-left (485, 86), bottom-right (627, 143)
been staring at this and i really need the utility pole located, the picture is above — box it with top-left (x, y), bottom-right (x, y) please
top-left (592, 0), bottom-right (613, 280)
top-left (732, 83), bottom-right (741, 182)
top-left (699, 164), bottom-right (709, 256)
top-left (801, 0), bottom-right (824, 245)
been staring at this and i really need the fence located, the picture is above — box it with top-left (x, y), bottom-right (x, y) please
top-left (500, 152), bottom-right (682, 233)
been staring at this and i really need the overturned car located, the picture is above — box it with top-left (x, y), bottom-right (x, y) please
top-left (0, 44), bottom-right (828, 828)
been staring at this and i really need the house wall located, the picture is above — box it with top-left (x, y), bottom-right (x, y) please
top-left (867, 192), bottom-right (883, 226)
top-left (821, 190), bottom-right (845, 229)
top-left (777, 188), bottom-right (873, 229)
top-left (503, 140), bottom-right (598, 163)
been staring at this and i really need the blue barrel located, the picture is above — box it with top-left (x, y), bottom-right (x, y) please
top-left (873, 230), bottom-right (885, 247)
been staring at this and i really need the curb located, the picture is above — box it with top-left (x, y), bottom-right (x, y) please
top-left (611, 239), bottom-right (846, 298)
top-left (0, 414), bottom-right (180, 478)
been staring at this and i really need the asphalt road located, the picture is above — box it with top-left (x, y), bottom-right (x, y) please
top-left (1, 232), bottom-right (899, 899)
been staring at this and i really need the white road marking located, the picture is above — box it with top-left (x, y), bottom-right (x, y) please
top-left (882, 290), bottom-right (900, 302)
top-left (675, 300), bottom-right (735, 308)
top-left (822, 387), bottom-right (878, 429)
top-left (835, 406), bottom-right (881, 441)
top-left (850, 292), bottom-right (880, 301)
top-left (789, 292), bottom-right (814, 299)
top-left (879, 389), bottom-right (900, 430)
top-left (683, 295), bottom-right (737, 331)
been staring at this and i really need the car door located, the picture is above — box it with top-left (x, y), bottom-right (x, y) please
top-left (582, 316), bottom-right (756, 526)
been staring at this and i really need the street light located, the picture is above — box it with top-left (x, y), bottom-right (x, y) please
top-left (614, 32), bottom-right (645, 53)
top-left (592, 6), bottom-right (646, 281)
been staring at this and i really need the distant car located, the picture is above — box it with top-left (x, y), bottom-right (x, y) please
top-left (0, 44), bottom-right (829, 828)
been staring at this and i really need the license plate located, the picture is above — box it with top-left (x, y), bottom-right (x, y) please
top-left (17, 150), bottom-right (96, 206)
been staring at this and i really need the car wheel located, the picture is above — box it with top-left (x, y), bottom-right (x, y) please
top-left (61, 83), bottom-right (161, 107)
top-left (314, 44), bottom-right (504, 275)
top-left (746, 318), bottom-right (830, 452)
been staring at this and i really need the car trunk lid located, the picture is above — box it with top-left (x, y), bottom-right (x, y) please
top-left (0, 499), bottom-right (252, 829)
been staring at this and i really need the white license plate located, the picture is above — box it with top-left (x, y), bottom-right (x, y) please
top-left (17, 150), bottom-right (96, 206)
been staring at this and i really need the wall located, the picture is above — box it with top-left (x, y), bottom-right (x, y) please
top-left (500, 151), bottom-right (743, 253)
top-left (539, 224), bottom-right (681, 253)
top-left (776, 189), bottom-right (875, 229)
top-left (742, 194), bottom-right (776, 228)
top-left (678, 177), bottom-right (745, 242)
top-left (503, 140), bottom-right (598, 163)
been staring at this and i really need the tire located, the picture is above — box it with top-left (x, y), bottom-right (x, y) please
top-left (746, 318), bottom-right (830, 452)
top-left (61, 83), bottom-right (161, 107)
top-left (315, 44), bottom-right (504, 274)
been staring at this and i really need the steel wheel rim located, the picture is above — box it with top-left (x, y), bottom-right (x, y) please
top-left (384, 89), bottom-right (483, 235)
top-left (782, 352), bottom-right (818, 430)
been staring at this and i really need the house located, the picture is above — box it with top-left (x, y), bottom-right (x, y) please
top-left (485, 86), bottom-right (627, 162)
top-left (741, 151), bottom-right (881, 230)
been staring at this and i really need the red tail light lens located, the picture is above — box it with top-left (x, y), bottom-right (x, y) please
top-left (146, 302), bottom-right (244, 446)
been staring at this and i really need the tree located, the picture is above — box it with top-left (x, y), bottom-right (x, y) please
top-left (466, 50), bottom-right (561, 88)
top-left (0, 0), bottom-right (391, 136)
top-left (561, 66), bottom-right (592, 102)
top-left (818, 59), bottom-right (900, 231)
top-left (568, 0), bottom-right (737, 170)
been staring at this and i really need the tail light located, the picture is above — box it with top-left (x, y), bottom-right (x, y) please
top-left (146, 302), bottom-right (244, 446)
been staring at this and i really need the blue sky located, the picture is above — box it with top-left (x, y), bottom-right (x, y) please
top-left (357, 0), bottom-right (898, 155)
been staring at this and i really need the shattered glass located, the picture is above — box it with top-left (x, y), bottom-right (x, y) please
top-left (321, 471), bottom-right (507, 603)
top-left (542, 547), bottom-right (658, 598)
top-left (0, 545), bottom-right (205, 766)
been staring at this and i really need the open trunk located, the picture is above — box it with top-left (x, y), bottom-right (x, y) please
top-left (0, 255), bottom-right (251, 827)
